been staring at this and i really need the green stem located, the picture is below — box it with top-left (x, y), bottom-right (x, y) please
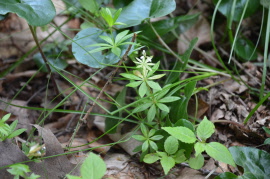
top-left (260, 6), bottom-right (270, 99)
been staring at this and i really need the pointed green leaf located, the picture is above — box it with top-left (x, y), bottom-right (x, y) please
top-left (148, 74), bottom-right (166, 80)
top-left (115, 30), bottom-right (129, 44)
top-left (7, 128), bottom-right (27, 139)
top-left (205, 142), bottom-right (236, 167)
top-left (196, 116), bottom-right (215, 141)
top-left (147, 105), bottom-right (156, 122)
top-left (156, 103), bottom-right (169, 113)
top-left (162, 127), bottom-right (196, 144)
top-left (150, 135), bottom-right (164, 141)
top-left (147, 81), bottom-right (162, 90)
top-left (126, 81), bottom-right (142, 87)
top-left (99, 35), bottom-right (114, 45)
top-left (132, 135), bottom-right (146, 141)
top-left (1, 113), bottom-right (11, 122)
top-left (142, 141), bottom-right (149, 152)
top-left (140, 123), bottom-right (149, 137)
top-left (139, 82), bottom-right (147, 97)
top-left (111, 47), bottom-right (121, 57)
top-left (133, 102), bottom-right (152, 113)
top-left (120, 73), bottom-right (142, 80)
top-left (159, 96), bottom-right (181, 103)
top-left (149, 141), bottom-right (158, 151)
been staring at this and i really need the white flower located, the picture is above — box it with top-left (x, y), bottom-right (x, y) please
top-left (134, 50), bottom-right (155, 76)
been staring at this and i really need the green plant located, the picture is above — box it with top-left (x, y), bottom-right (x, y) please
top-left (142, 117), bottom-right (236, 174)
top-left (7, 164), bottom-right (40, 179)
top-left (66, 152), bottom-right (106, 179)
top-left (0, 113), bottom-right (26, 142)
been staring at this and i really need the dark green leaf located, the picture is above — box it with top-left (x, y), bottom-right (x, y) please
top-left (174, 119), bottom-right (195, 132)
top-left (78, 0), bottom-right (100, 14)
top-left (0, 0), bottom-right (56, 26)
top-left (264, 138), bottom-right (270, 145)
top-left (33, 54), bottom-right (68, 72)
top-left (117, 0), bottom-right (176, 28)
top-left (72, 28), bottom-right (131, 68)
top-left (213, 0), bottom-right (260, 22)
top-left (139, 14), bottom-right (199, 40)
top-left (263, 126), bottom-right (270, 135)
top-left (234, 37), bottom-right (257, 61)
top-left (215, 172), bottom-right (238, 179)
top-left (229, 146), bottom-right (270, 178)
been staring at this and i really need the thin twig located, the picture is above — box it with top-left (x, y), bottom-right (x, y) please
top-left (66, 33), bottom-right (137, 148)
top-left (29, 25), bottom-right (59, 95)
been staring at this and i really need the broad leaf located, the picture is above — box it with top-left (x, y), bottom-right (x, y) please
top-left (234, 37), bottom-right (257, 61)
top-left (78, 0), bottom-right (101, 14)
top-left (194, 142), bottom-right (206, 156)
top-left (164, 136), bottom-right (179, 155)
top-left (205, 142), bottom-right (236, 167)
top-left (117, 0), bottom-right (176, 28)
top-left (139, 14), bottom-right (199, 40)
top-left (173, 149), bottom-right (186, 164)
top-left (213, 0), bottom-right (260, 22)
top-left (143, 153), bottom-right (160, 164)
top-left (162, 127), bottom-right (196, 144)
top-left (196, 117), bottom-right (215, 141)
top-left (0, 0), bottom-right (56, 26)
top-left (72, 28), bottom-right (132, 68)
top-left (160, 155), bottom-right (175, 175)
top-left (229, 146), bottom-right (270, 178)
top-left (174, 119), bottom-right (195, 132)
top-left (80, 153), bottom-right (106, 179)
top-left (188, 153), bottom-right (204, 170)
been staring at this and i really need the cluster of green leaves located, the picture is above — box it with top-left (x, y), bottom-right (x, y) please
top-left (143, 117), bottom-right (236, 174)
top-left (7, 164), bottom-right (40, 179)
top-left (0, 113), bottom-right (26, 142)
top-left (66, 152), bottom-right (106, 179)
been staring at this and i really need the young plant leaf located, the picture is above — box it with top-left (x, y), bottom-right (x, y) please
top-left (196, 117), bottom-right (215, 141)
top-left (132, 135), bottom-right (146, 141)
top-left (139, 82), bottom-right (148, 97)
top-left (188, 153), bottom-right (204, 170)
top-left (158, 96), bottom-right (180, 103)
top-left (7, 128), bottom-right (27, 139)
top-left (162, 127), bottom-right (197, 144)
top-left (160, 155), bottom-right (175, 175)
top-left (149, 141), bottom-right (158, 151)
top-left (174, 149), bottom-right (186, 164)
top-left (147, 105), bottom-right (156, 122)
top-left (205, 142), bottom-right (236, 167)
top-left (156, 103), bottom-right (169, 113)
top-left (194, 142), bottom-right (206, 156)
top-left (143, 153), bottom-right (160, 164)
top-left (164, 136), bottom-right (179, 155)
top-left (80, 153), bottom-right (106, 179)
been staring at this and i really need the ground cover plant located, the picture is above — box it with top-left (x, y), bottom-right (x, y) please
top-left (0, 0), bottom-right (270, 178)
